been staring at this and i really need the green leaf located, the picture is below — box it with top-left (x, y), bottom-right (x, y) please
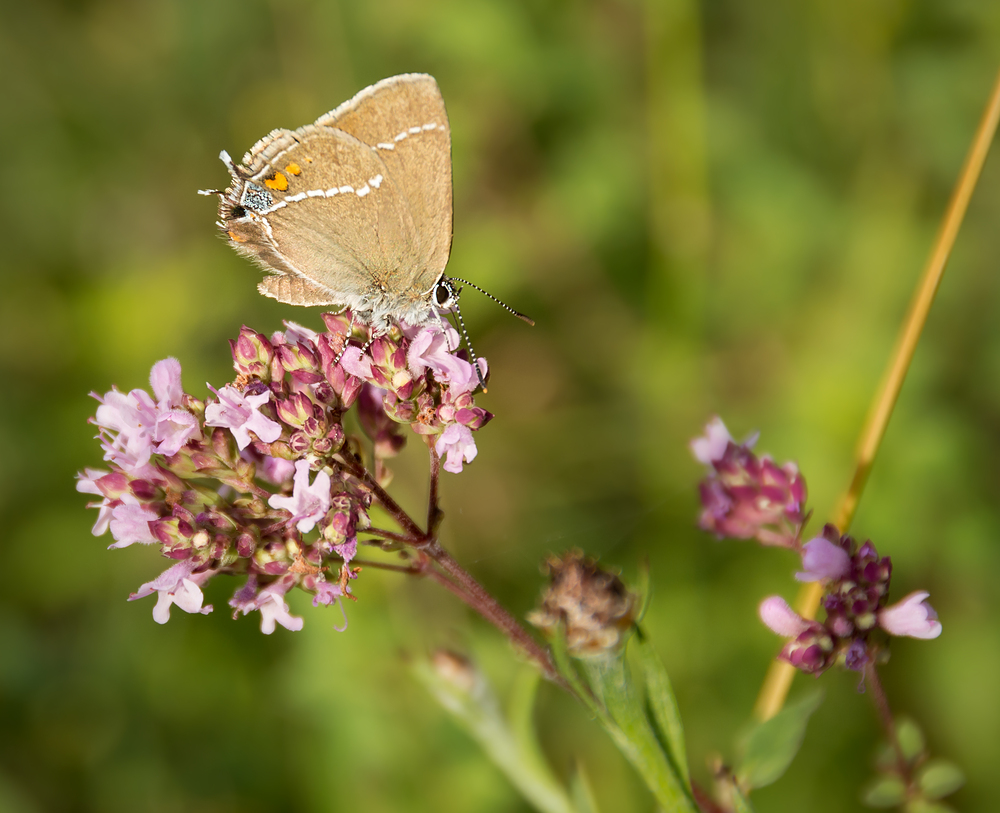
top-left (632, 627), bottom-right (690, 790)
top-left (412, 656), bottom-right (579, 813)
top-left (875, 718), bottom-right (927, 772)
top-left (583, 653), bottom-right (698, 813)
top-left (569, 761), bottom-right (601, 813)
top-left (634, 559), bottom-right (652, 625)
top-left (508, 666), bottom-right (546, 765)
top-left (917, 760), bottom-right (965, 800)
top-left (728, 779), bottom-right (757, 813)
top-left (550, 624), bottom-right (612, 724)
top-left (861, 775), bottom-right (907, 808)
top-left (736, 689), bottom-right (824, 789)
top-left (897, 718), bottom-right (927, 763)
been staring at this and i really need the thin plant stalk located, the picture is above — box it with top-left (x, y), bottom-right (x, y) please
top-left (338, 440), bottom-right (564, 685)
top-left (753, 66), bottom-right (1000, 722)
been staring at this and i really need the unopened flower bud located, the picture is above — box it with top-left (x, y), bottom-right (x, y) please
top-left (275, 392), bottom-right (315, 428)
top-left (230, 326), bottom-right (274, 380)
top-left (431, 649), bottom-right (479, 694)
top-left (235, 531), bottom-right (257, 558)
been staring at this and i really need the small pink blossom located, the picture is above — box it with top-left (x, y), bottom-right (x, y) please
top-left (229, 576), bottom-right (303, 633)
top-left (148, 358), bottom-right (199, 454)
top-left (690, 417), bottom-right (735, 465)
top-left (93, 359), bottom-right (198, 470)
top-left (150, 358), bottom-right (184, 409)
top-left (796, 536), bottom-right (852, 582)
top-left (759, 596), bottom-right (811, 638)
top-left (260, 455), bottom-right (296, 485)
top-left (258, 588), bottom-right (304, 634)
top-left (310, 579), bottom-right (343, 607)
top-left (107, 495), bottom-right (159, 549)
top-left (205, 384), bottom-right (281, 450)
top-left (267, 460), bottom-right (331, 532)
top-left (339, 346), bottom-right (373, 379)
top-left (76, 467), bottom-right (114, 535)
top-left (280, 321), bottom-right (319, 347)
top-left (878, 591), bottom-right (942, 639)
top-left (93, 388), bottom-right (159, 473)
top-left (435, 423), bottom-right (478, 474)
top-left (128, 559), bottom-right (214, 623)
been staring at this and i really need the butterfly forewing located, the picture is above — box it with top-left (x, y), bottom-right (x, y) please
top-left (260, 129), bottom-right (417, 300)
top-left (316, 73), bottom-right (453, 294)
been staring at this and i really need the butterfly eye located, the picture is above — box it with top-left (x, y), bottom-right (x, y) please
top-left (434, 280), bottom-right (456, 308)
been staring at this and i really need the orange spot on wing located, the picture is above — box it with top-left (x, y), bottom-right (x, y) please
top-left (284, 162), bottom-right (302, 175)
top-left (228, 230), bottom-right (247, 243)
top-left (264, 172), bottom-right (289, 191)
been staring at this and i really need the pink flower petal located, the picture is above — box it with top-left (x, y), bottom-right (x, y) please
top-left (759, 596), bottom-right (811, 638)
top-left (878, 591), bottom-right (942, 639)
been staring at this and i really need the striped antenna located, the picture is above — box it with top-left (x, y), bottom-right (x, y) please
top-left (448, 298), bottom-right (489, 393)
top-left (446, 277), bottom-right (535, 326)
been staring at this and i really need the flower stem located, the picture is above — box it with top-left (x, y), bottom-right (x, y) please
top-left (427, 440), bottom-right (443, 536)
top-left (424, 540), bottom-right (563, 684)
top-left (864, 660), bottom-right (911, 784)
top-left (341, 443), bottom-right (563, 686)
top-left (338, 452), bottom-right (425, 539)
top-left (753, 66), bottom-right (1000, 723)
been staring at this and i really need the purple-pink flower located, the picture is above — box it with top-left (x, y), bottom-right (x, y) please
top-left (230, 576), bottom-right (303, 634)
top-left (268, 460), bottom-right (331, 533)
top-left (76, 467), bottom-right (114, 535)
top-left (205, 384), bottom-right (282, 450)
top-left (878, 591), bottom-right (942, 639)
top-left (406, 324), bottom-right (487, 395)
top-left (436, 423), bottom-right (478, 474)
top-left (691, 417), bottom-right (736, 465)
top-left (93, 388), bottom-right (159, 474)
top-left (258, 588), bottom-right (304, 634)
top-left (128, 559), bottom-right (214, 623)
top-left (693, 419), bottom-right (806, 547)
top-left (107, 496), bottom-right (159, 549)
top-left (759, 596), bottom-right (811, 638)
top-left (279, 320), bottom-right (319, 347)
top-left (81, 309), bottom-right (498, 636)
top-left (796, 536), bottom-right (852, 582)
top-left (92, 359), bottom-right (200, 473)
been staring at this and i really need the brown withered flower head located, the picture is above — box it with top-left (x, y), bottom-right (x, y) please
top-left (528, 551), bottom-right (637, 657)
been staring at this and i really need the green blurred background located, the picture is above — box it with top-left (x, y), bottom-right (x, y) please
top-left (2, 0), bottom-right (999, 810)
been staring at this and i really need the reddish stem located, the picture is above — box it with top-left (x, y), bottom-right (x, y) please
top-left (423, 540), bottom-right (561, 683)
top-left (427, 440), bottom-right (443, 535)
top-left (359, 527), bottom-right (414, 545)
top-left (864, 660), bottom-right (912, 785)
top-left (338, 444), bottom-right (561, 685)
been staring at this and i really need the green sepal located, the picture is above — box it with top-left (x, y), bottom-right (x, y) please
top-left (736, 689), bottom-right (824, 789)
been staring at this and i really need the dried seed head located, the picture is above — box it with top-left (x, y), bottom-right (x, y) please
top-left (528, 551), bottom-right (636, 657)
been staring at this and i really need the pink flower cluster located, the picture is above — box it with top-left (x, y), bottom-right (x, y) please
top-left (691, 417), bottom-right (942, 676)
top-left (78, 312), bottom-right (493, 632)
top-left (691, 417), bottom-right (806, 547)
top-left (760, 525), bottom-right (941, 675)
